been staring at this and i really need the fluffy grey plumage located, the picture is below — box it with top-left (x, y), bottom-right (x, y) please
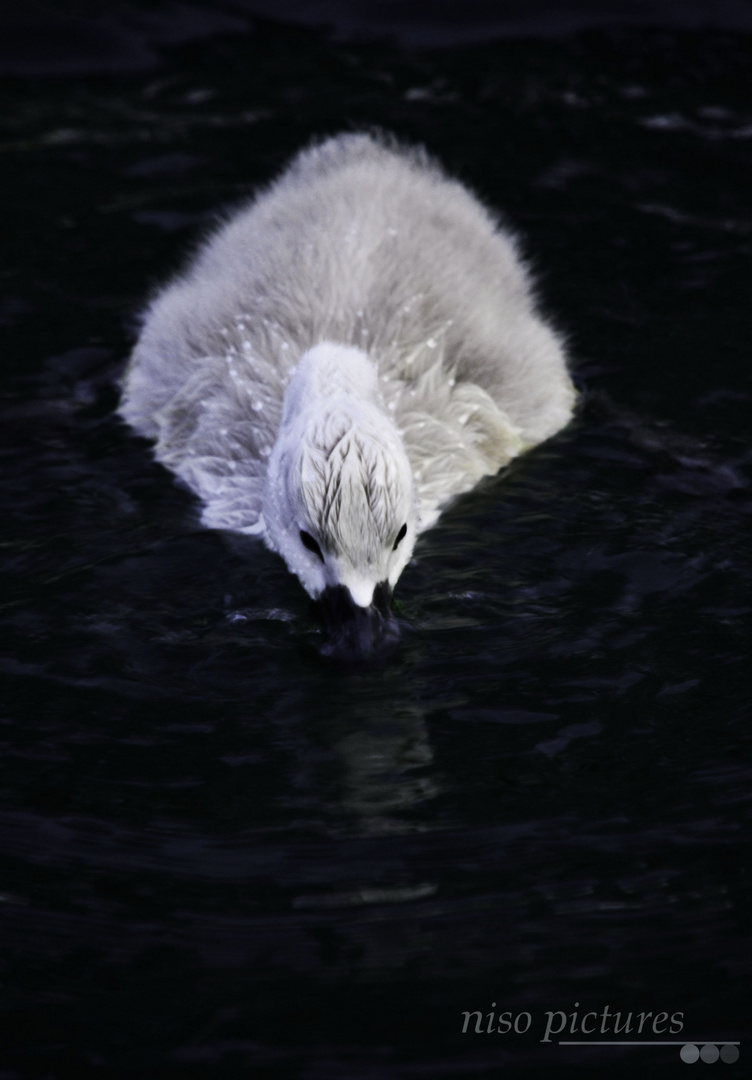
top-left (119, 132), bottom-right (575, 612)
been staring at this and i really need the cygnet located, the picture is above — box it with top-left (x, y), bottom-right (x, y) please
top-left (119, 132), bottom-right (575, 653)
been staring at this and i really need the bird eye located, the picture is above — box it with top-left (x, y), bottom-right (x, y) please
top-left (300, 530), bottom-right (324, 562)
top-left (392, 523), bottom-right (407, 551)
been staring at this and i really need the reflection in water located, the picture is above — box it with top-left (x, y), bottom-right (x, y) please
top-left (323, 700), bottom-right (440, 837)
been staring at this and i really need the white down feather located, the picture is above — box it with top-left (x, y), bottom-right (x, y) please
top-left (119, 132), bottom-right (575, 609)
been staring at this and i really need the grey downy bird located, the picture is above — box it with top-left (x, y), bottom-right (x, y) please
top-left (119, 132), bottom-right (575, 654)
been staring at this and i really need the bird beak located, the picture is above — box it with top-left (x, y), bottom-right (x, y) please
top-left (317, 581), bottom-right (399, 659)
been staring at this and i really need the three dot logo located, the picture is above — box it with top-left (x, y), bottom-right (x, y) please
top-left (680, 1044), bottom-right (740, 1064)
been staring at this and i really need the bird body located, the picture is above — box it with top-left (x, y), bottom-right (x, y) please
top-left (119, 132), bottom-right (574, 641)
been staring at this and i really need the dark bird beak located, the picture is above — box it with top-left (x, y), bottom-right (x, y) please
top-left (316, 581), bottom-right (400, 660)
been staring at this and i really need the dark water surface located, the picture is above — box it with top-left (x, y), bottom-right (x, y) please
top-left (1, 11), bottom-right (751, 1079)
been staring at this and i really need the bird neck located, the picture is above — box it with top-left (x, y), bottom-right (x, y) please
top-left (281, 342), bottom-right (383, 425)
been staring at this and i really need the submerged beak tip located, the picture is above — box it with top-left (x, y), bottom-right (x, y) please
top-left (316, 582), bottom-right (399, 659)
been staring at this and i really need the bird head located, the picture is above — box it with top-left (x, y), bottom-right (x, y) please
top-left (263, 344), bottom-right (417, 656)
